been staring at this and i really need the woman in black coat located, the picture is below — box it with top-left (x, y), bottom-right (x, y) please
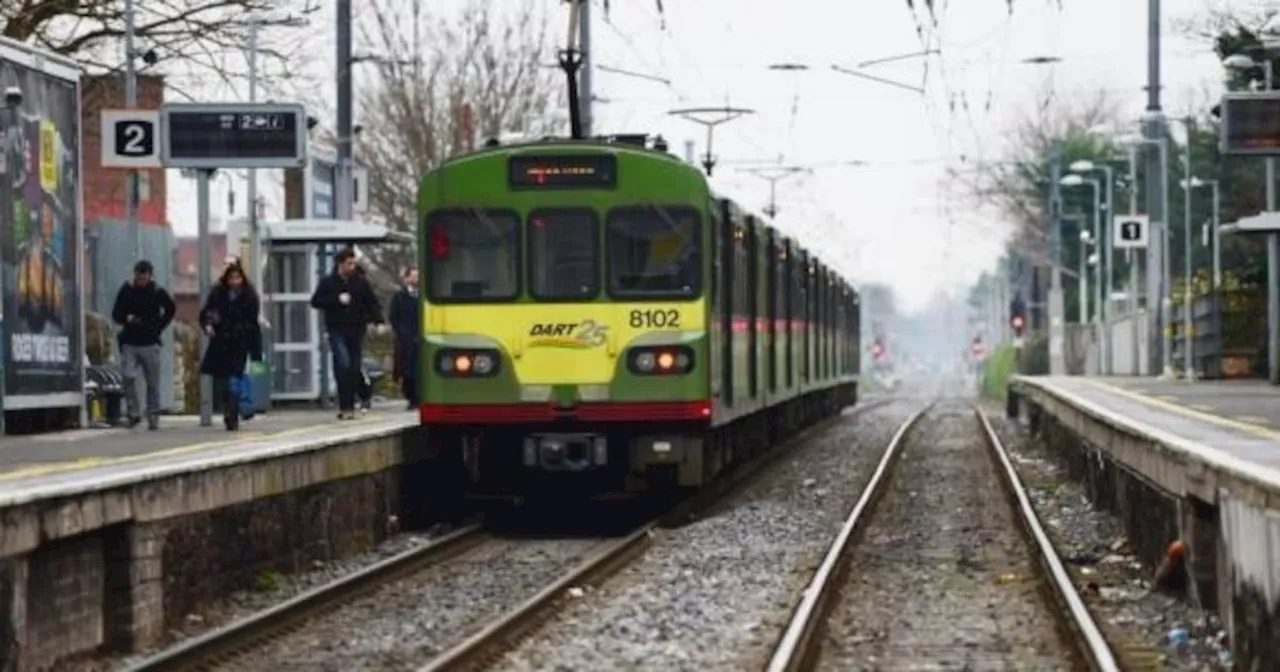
top-left (199, 263), bottom-right (263, 430)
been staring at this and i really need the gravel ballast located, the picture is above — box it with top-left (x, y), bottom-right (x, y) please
top-left (817, 401), bottom-right (1077, 670)
top-left (212, 535), bottom-right (605, 671)
top-left (985, 408), bottom-right (1233, 670)
top-left (72, 526), bottom-right (457, 672)
top-left (496, 396), bottom-right (923, 671)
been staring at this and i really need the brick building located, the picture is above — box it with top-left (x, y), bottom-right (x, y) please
top-left (171, 231), bottom-right (229, 326)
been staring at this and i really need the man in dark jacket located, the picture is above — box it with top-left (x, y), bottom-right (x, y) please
top-left (310, 248), bottom-right (385, 419)
top-left (388, 267), bottom-right (421, 410)
top-left (111, 260), bottom-right (176, 430)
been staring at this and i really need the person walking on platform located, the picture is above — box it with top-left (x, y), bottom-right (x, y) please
top-left (199, 263), bottom-right (263, 431)
top-left (388, 267), bottom-right (421, 411)
top-left (220, 255), bottom-right (258, 420)
top-left (111, 260), bottom-right (175, 430)
top-left (311, 248), bottom-right (385, 419)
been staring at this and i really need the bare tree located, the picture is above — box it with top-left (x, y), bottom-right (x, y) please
top-left (948, 85), bottom-right (1122, 263)
top-left (353, 0), bottom-right (563, 275)
top-left (1, 0), bottom-right (316, 95)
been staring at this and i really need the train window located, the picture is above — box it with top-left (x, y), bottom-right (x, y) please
top-left (606, 205), bottom-right (702, 300)
top-left (424, 209), bottom-right (520, 302)
top-left (527, 208), bottom-right (599, 301)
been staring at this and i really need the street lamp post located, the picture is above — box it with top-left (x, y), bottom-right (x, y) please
top-left (1078, 230), bottom-right (1094, 324)
top-left (1185, 177), bottom-right (1221, 289)
top-left (1069, 159), bottom-right (1116, 373)
top-left (1062, 174), bottom-right (1102, 371)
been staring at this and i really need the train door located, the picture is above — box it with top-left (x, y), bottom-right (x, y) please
top-left (746, 219), bottom-right (759, 400)
top-left (719, 199), bottom-right (734, 407)
top-left (766, 231), bottom-right (778, 393)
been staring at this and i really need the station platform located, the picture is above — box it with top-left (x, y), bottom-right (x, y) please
top-left (1091, 376), bottom-right (1280, 430)
top-left (1010, 375), bottom-right (1280, 499)
top-left (0, 402), bottom-right (439, 672)
top-left (0, 402), bottom-right (416, 489)
top-left (1009, 374), bottom-right (1280, 670)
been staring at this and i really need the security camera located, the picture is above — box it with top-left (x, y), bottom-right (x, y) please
top-left (4, 86), bottom-right (22, 107)
top-left (141, 48), bottom-right (159, 66)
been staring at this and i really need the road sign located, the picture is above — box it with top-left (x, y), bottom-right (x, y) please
top-left (1114, 215), bottom-right (1149, 249)
top-left (100, 109), bottom-right (161, 169)
top-left (1218, 92), bottom-right (1280, 156)
top-left (160, 102), bottom-right (308, 169)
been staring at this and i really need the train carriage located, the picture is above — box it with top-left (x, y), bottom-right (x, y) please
top-left (417, 135), bottom-right (859, 500)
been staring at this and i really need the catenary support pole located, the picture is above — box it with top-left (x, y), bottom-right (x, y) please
top-left (124, 0), bottom-right (141, 258)
top-left (197, 171), bottom-right (213, 427)
top-left (1128, 146), bottom-right (1141, 375)
top-left (579, 0), bottom-right (593, 137)
top-left (247, 17), bottom-right (262, 289)
top-left (1101, 164), bottom-right (1114, 374)
top-left (1265, 61), bottom-right (1280, 384)
top-left (1183, 118), bottom-right (1195, 377)
top-left (1144, 0), bottom-right (1168, 377)
top-left (335, 0), bottom-right (353, 221)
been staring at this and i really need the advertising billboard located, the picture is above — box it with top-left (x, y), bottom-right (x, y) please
top-left (0, 39), bottom-right (83, 410)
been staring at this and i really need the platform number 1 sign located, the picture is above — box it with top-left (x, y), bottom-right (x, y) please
top-left (1113, 215), bottom-right (1149, 250)
top-left (100, 109), bottom-right (162, 169)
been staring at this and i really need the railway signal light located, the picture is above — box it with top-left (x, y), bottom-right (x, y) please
top-left (1011, 314), bottom-right (1025, 336)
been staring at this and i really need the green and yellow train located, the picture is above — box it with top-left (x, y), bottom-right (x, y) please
top-left (417, 135), bottom-right (861, 500)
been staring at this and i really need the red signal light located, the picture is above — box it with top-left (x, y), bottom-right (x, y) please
top-left (1011, 316), bottom-right (1024, 329)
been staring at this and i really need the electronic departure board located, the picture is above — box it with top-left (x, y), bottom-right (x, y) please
top-left (1219, 92), bottom-right (1280, 156)
top-left (509, 154), bottom-right (618, 189)
top-left (160, 102), bottom-right (308, 169)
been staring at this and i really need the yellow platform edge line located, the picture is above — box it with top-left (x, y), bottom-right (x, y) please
top-left (1084, 379), bottom-right (1280, 442)
top-left (0, 418), bottom-right (363, 484)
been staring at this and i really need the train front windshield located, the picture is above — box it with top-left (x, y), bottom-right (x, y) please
top-left (606, 205), bottom-right (701, 300)
top-left (426, 209), bottom-right (521, 302)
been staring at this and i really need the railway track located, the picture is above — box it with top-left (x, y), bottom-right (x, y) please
top-left (127, 399), bottom-right (896, 672)
top-left (766, 400), bottom-right (1120, 672)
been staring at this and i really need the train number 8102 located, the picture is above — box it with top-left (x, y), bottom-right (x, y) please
top-left (629, 309), bottom-right (681, 329)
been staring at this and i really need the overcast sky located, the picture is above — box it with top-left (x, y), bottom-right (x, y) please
top-left (166, 0), bottom-right (1230, 312)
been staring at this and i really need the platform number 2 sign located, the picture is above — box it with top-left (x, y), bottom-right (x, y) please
top-left (100, 109), bottom-right (162, 169)
top-left (118, 122), bottom-right (152, 156)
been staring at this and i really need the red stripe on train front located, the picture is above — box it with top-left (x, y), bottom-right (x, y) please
top-left (420, 400), bottom-right (713, 425)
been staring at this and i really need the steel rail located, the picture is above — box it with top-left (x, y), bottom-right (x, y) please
top-left (418, 396), bottom-right (899, 672)
top-left (973, 407), bottom-right (1120, 672)
top-left (417, 525), bottom-right (653, 672)
top-left (764, 401), bottom-right (934, 672)
top-left (129, 395), bottom-right (896, 672)
top-left (123, 524), bottom-right (487, 672)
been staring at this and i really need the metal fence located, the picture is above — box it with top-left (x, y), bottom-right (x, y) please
top-left (87, 219), bottom-right (178, 411)
top-left (1173, 289), bottom-right (1266, 380)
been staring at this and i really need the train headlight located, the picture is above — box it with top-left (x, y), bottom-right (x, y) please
top-left (435, 348), bottom-right (501, 378)
top-left (627, 346), bottom-right (695, 376)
